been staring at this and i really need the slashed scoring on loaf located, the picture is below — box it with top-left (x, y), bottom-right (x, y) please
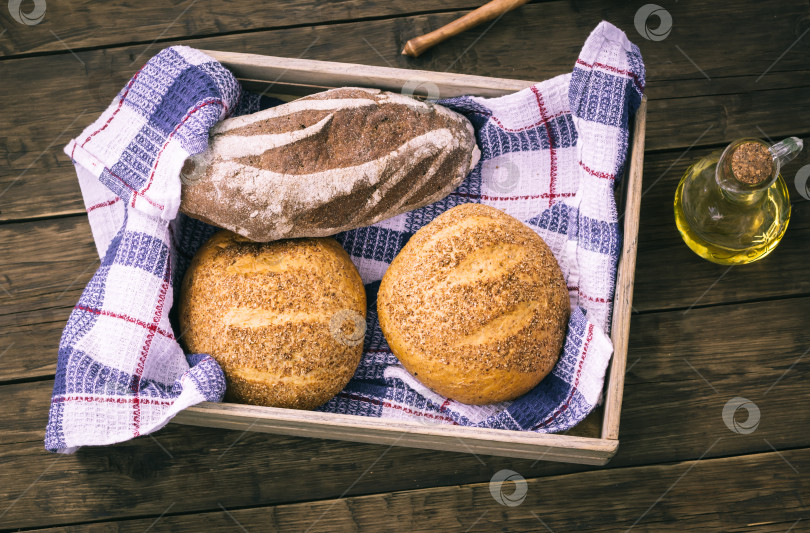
top-left (179, 87), bottom-right (481, 242)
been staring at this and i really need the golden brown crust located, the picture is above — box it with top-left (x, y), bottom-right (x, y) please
top-left (377, 204), bottom-right (570, 405)
top-left (179, 231), bottom-right (366, 409)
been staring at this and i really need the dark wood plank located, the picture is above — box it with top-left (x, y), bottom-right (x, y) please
top-left (7, 285), bottom-right (810, 456)
top-left (0, 216), bottom-right (96, 381)
top-left (0, 419), bottom-right (590, 530)
top-left (2, 136), bottom-right (810, 381)
top-left (645, 69), bottom-right (810, 102)
top-left (1, 1), bottom-right (809, 222)
top-left (646, 85), bottom-right (810, 155)
top-left (6, 434), bottom-right (809, 530)
top-left (2, 3), bottom-right (808, 532)
top-left (4, 0), bottom-right (809, 77)
top-left (2, 292), bottom-right (809, 527)
top-left (0, 0), bottom-right (492, 57)
top-left (633, 138), bottom-right (810, 312)
top-left (24, 448), bottom-right (810, 532)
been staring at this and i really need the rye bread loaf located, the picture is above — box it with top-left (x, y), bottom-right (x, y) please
top-left (377, 204), bottom-right (570, 405)
top-left (179, 87), bottom-right (481, 242)
top-left (179, 230), bottom-right (367, 409)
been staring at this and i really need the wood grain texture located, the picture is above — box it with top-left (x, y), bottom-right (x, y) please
top-left (603, 96), bottom-right (646, 440)
top-left (1, 1), bottom-right (808, 222)
top-left (0, 216), bottom-right (96, 381)
top-left (3, 1), bottom-right (810, 531)
top-left (173, 403), bottom-right (613, 464)
top-left (202, 49), bottom-right (537, 97)
top-left (0, 0), bottom-right (493, 57)
top-left (401, 0), bottom-right (532, 57)
top-left (632, 138), bottom-right (810, 312)
top-left (3, 49), bottom-right (628, 461)
top-left (3, 417), bottom-right (807, 530)
top-left (0, 414), bottom-right (590, 530)
top-left (4, 138), bottom-right (810, 383)
top-left (24, 449), bottom-right (810, 532)
top-left (3, 292), bottom-right (809, 527)
top-left (5, 0), bottom-right (807, 72)
top-left (1, 52), bottom-right (631, 466)
top-left (5, 296), bottom-right (808, 459)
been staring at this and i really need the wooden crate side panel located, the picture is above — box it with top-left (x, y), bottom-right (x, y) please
top-left (172, 403), bottom-right (616, 465)
top-left (602, 96), bottom-right (647, 440)
top-left (174, 50), bottom-right (636, 461)
top-left (199, 50), bottom-right (538, 98)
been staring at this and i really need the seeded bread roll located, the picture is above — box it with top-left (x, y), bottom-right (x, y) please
top-left (180, 87), bottom-right (481, 242)
top-left (179, 230), bottom-right (366, 409)
top-left (377, 204), bottom-right (569, 405)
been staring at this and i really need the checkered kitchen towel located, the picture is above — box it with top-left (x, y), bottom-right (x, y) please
top-left (47, 21), bottom-right (644, 452)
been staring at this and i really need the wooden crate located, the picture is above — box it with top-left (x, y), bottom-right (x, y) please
top-left (171, 50), bottom-right (647, 465)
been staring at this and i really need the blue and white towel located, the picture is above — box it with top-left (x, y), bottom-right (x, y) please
top-left (47, 21), bottom-right (644, 452)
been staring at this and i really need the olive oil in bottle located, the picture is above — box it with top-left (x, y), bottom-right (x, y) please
top-left (674, 137), bottom-right (803, 265)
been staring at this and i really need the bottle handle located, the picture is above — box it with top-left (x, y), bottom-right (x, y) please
top-left (770, 136), bottom-right (804, 168)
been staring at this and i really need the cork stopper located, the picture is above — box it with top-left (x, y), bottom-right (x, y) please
top-left (730, 141), bottom-right (773, 185)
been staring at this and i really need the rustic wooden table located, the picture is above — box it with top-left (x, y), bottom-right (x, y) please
top-left (2, 1), bottom-right (810, 531)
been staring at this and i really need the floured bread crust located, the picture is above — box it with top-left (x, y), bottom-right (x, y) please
top-left (180, 87), bottom-right (481, 241)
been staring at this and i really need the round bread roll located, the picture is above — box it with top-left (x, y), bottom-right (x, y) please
top-left (377, 204), bottom-right (569, 405)
top-left (179, 230), bottom-right (366, 410)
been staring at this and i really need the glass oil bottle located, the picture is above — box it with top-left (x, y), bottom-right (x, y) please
top-left (674, 136), bottom-right (804, 265)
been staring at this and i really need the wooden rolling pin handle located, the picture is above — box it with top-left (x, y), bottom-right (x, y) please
top-left (401, 0), bottom-right (531, 57)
